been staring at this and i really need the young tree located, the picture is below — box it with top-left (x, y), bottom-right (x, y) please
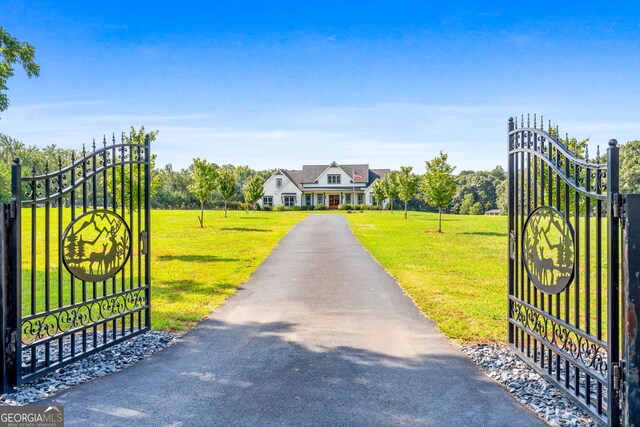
top-left (1, 27), bottom-right (40, 114)
top-left (188, 158), bottom-right (217, 227)
top-left (422, 151), bottom-right (457, 233)
top-left (397, 166), bottom-right (420, 219)
top-left (216, 167), bottom-right (237, 218)
top-left (459, 193), bottom-right (475, 215)
top-left (105, 126), bottom-right (159, 211)
top-left (384, 172), bottom-right (400, 213)
top-left (244, 173), bottom-right (264, 210)
top-left (371, 179), bottom-right (387, 211)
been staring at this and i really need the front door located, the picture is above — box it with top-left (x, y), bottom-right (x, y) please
top-left (329, 195), bottom-right (340, 209)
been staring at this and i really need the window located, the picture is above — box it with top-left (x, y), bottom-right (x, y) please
top-left (305, 194), bottom-right (312, 206)
top-left (263, 196), bottom-right (273, 207)
top-left (327, 174), bottom-right (341, 184)
top-left (369, 194), bottom-right (374, 205)
top-left (316, 194), bottom-right (324, 205)
top-left (283, 196), bottom-right (296, 207)
top-left (357, 194), bottom-right (364, 205)
top-left (276, 178), bottom-right (283, 188)
top-left (345, 194), bottom-right (352, 204)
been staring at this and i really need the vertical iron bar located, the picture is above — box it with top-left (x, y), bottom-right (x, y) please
top-left (137, 145), bottom-right (142, 331)
top-left (70, 155), bottom-right (76, 357)
top-left (44, 164), bottom-right (51, 368)
top-left (144, 134), bottom-right (151, 329)
top-left (508, 118), bottom-right (515, 345)
top-left (607, 139), bottom-right (621, 426)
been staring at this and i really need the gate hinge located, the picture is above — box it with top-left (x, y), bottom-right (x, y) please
top-left (5, 330), bottom-right (16, 355)
top-left (612, 361), bottom-right (623, 391)
top-left (4, 200), bottom-right (17, 225)
top-left (612, 194), bottom-right (624, 219)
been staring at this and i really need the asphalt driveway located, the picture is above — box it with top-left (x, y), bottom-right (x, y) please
top-left (43, 214), bottom-right (545, 426)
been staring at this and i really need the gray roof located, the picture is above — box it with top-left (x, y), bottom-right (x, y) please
top-left (281, 162), bottom-right (388, 188)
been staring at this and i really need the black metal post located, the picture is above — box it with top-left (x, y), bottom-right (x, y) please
top-left (0, 202), bottom-right (7, 392)
top-left (623, 194), bottom-right (640, 426)
top-left (7, 158), bottom-right (22, 389)
top-left (607, 139), bottom-right (622, 426)
top-left (144, 134), bottom-right (151, 328)
top-left (507, 117), bottom-right (515, 344)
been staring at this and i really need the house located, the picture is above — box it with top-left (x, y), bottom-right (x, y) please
top-left (260, 161), bottom-right (391, 209)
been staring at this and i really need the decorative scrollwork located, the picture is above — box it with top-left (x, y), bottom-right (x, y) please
top-left (510, 299), bottom-right (608, 377)
top-left (21, 289), bottom-right (147, 345)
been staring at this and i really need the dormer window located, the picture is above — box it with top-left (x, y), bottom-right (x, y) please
top-left (276, 178), bottom-right (283, 188)
top-left (328, 174), bottom-right (341, 184)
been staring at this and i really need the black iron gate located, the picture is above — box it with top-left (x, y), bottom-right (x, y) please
top-left (508, 115), bottom-right (639, 426)
top-left (1, 133), bottom-right (151, 391)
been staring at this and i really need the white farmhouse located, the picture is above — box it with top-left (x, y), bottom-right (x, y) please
top-left (260, 161), bottom-right (390, 209)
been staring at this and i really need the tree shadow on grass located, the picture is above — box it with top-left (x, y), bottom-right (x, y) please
top-left (156, 255), bottom-right (239, 262)
top-left (44, 318), bottom-right (546, 427)
top-left (154, 280), bottom-right (239, 303)
top-left (220, 227), bottom-right (271, 232)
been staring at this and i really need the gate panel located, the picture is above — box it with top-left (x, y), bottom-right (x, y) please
top-left (7, 134), bottom-right (151, 386)
top-left (507, 116), bottom-right (620, 426)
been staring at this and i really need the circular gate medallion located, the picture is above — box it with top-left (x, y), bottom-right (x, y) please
top-left (61, 210), bottom-right (131, 282)
top-left (522, 206), bottom-right (575, 295)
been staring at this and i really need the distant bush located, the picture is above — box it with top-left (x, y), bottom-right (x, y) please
top-left (273, 205), bottom-right (286, 211)
top-left (262, 205), bottom-right (272, 211)
top-left (301, 205), bottom-right (314, 211)
top-left (315, 203), bottom-right (327, 211)
top-left (338, 203), bottom-right (353, 211)
top-left (290, 205), bottom-right (301, 211)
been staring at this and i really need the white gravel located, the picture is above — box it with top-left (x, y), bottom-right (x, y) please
top-left (0, 330), bottom-right (178, 406)
top-left (462, 344), bottom-right (598, 427)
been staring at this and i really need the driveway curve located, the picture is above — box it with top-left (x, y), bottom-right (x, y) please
top-left (43, 214), bottom-right (545, 426)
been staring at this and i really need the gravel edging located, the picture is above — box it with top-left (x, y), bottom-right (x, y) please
top-left (462, 344), bottom-right (598, 427)
top-left (0, 330), bottom-right (179, 406)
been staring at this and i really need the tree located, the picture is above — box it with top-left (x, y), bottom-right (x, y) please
top-left (469, 202), bottom-right (484, 215)
top-left (621, 140), bottom-right (640, 193)
top-left (384, 171), bottom-right (400, 213)
top-left (397, 166), bottom-right (420, 219)
top-left (0, 27), bottom-right (40, 114)
top-left (188, 158), bottom-right (217, 227)
top-left (371, 179), bottom-right (387, 211)
top-left (244, 173), bottom-right (264, 210)
top-left (216, 167), bottom-right (237, 218)
top-left (459, 193), bottom-right (475, 215)
top-left (421, 151), bottom-right (457, 233)
top-left (105, 126), bottom-right (159, 211)
top-left (496, 179), bottom-right (508, 215)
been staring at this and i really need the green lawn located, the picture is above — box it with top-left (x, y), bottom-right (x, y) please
top-left (20, 209), bottom-right (307, 333)
top-left (345, 211), bottom-right (509, 343)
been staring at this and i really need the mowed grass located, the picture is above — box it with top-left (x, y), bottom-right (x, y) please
top-left (150, 210), bottom-right (306, 331)
top-left (345, 211), bottom-right (508, 344)
top-left (20, 209), bottom-right (307, 333)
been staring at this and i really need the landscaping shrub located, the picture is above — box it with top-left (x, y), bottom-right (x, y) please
top-left (290, 205), bottom-right (301, 211)
top-left (339, 203), bottom-right (353, 210)
top-left (301, 205), bottom-right (315, 211)
top-left (262, 205), bottom-right (272, 211)
top-left (315, 203), bottom-right (327, 210)
top-left (273, 205), bottom-right (285, 211)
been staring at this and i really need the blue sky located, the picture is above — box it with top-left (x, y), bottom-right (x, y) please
top-left (2, 1), bottom-right (640, 172)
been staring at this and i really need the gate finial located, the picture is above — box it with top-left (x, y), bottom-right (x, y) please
top-left (534, 114), bottom-right (537, 128)
top-left (527, 113), bottom-right (530, 127)
top-left (609, 139), bottom-right (618, 147)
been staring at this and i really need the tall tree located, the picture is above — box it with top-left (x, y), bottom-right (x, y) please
top-left (0, 27), bottom-right (40, 114)
top-left (621, 140), bottom-right (640, 193)
top-left (397, 166), bottom-right (420, 219)
top-left (384, 171), bottom-right (400, 213)
top-left (371, 178), bottom-right (387, 211)
top-left (188, 158), bottom-right (217, 227)
top-left (216, 167), bottom-right (237, 218)
top-left (421, 151), bottom-right (457, 233)
top-left (244, 173), bottom-right (264, 210)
